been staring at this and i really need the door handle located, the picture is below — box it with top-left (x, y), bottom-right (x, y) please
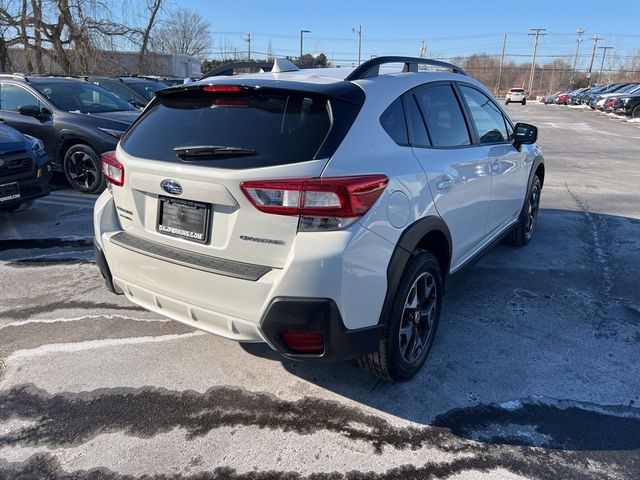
top-left (436, 175), bottom-right (454, 191)
top-left (490, 159), bottom-right (501, 173)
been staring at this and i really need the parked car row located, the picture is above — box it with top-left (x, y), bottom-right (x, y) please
top-left (541, 83), bottom-right (640, 119)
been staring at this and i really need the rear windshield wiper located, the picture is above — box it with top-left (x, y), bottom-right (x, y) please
top-left (174, 145), bottom-right (257, 160)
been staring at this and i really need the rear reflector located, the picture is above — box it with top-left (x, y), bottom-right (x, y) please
top-left (281, 331), bottom-right (324, 354)
top-left (101, 151), bottom-right (124, 187)
top-left (241, 174), bottom-right (388, 218)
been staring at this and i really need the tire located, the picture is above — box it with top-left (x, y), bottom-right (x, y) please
top-left (504, 175), bottom-right (542, 247)
top-left (63, 144), bottom-right (105, 193)
top-left (359, 251), bottom-right (443, 382)
top-left (522, 99), bottom-right (526, 105)
top-left (632, 105), bottom-right (640, 119)
top-left (0, 200), bottom-right (33, 212)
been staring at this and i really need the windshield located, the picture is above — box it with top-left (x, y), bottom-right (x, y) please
top-left (33, 81), bottom-right (137, 113)
top-left (126, 81), bottom-right (169, 101)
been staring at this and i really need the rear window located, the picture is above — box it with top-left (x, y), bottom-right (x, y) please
top-left (509, 88), bottom-right (525, 93)
top-left (121, 88), bottom-right (333, 168)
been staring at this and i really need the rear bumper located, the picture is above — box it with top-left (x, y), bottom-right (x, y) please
top-left (95, 235), bottom-right (383, 361)
top-left (94, 191), bottom-right (392, 360)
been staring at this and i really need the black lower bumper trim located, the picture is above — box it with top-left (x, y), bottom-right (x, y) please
top-left (109, 231), bottom-right (271, 281)
top-left (94, 240), bottom-right (122, 295)
top-left (260, 297), bottom-right (382, 363)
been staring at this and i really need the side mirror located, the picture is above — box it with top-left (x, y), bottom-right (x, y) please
top-left (513, 122), bottom-right (538, 148)
top-left (18, 105), bottom-right (51, 118)
top-left (18, 104), bottom-right (41, 117)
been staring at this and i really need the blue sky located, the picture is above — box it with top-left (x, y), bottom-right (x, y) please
top-left (186, 0), bottom-right (640, 66)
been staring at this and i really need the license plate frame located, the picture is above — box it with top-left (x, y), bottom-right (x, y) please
top-left (0, 182), bottom-right (20, 203)
top-left (156, 196), bottom-right (211, 244)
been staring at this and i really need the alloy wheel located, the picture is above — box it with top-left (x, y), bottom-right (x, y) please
top-left (398, 272), bottom-right (437, 363)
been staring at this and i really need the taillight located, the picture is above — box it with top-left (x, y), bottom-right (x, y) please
top-left (101, 151), bottom-right (124, 187)
top-left (241, 175), bottom-right (388, 232)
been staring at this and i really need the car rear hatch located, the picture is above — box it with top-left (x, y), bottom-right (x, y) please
top-left (108, 81), bottom-right (364, 270)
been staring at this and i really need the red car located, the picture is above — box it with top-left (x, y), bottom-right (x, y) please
top-left (557, 93), bottom-right (571, 105)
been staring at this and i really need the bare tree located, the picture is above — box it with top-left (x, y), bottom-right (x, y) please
top-left (153, 8), bottom-right (211, 57)
top-left (136, 0), bottom-right (161, 72)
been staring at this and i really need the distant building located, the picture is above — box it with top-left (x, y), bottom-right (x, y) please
top-left (5, 48), bottom-right (201, 77)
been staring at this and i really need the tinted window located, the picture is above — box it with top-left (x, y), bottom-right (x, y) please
top-left (509, 88), bottom-right (525, 93)
top-left (459, 85), bottom-right (509, 144)
top-left (414, 84), bottom-right (470, 147)
top-left (0, 84), bottom-right (39, 111)
top-left (121, 89), bottom-right (332, 168)
top-left (380, 98), bottom-right (408, 145)
top-left (98, 82), bottom-right (138, 103)
top-left (32, 81), bottom-right (136, 113)
top-left (126, 81), bottom-right (169, 101)
top-left (404, 95), bottom-right (430, 147)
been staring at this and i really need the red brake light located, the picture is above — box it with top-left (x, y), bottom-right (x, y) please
top-left (241, 175), bottom-right (388, 217)
top-left (202, 85), bottom-right (242, 92)
top-left (281, 331), bottom-right (324, 354)
top-left (101, 151), bottom-right (124, 187)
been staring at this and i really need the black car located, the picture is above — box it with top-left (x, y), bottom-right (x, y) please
top-left (613, 93), bottom-right (640, 118)
top-left (0, 74), bottom-right (140, 193)
top-left (0, 122), bottom-right (51, 212)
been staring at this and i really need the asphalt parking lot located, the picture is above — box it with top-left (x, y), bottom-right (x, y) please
top-left (1, 103), bottom-right (639, 479)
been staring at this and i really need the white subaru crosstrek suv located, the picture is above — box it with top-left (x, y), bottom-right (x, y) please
top-left (95, 57), bottom-right (544, 381)
top-left (505, 87), bottom-right (527, 105)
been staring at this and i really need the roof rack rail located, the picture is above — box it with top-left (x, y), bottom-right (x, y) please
top-left (345, 56), bottom-right (466, 81)
top-left (0, 72), bottom-right (28, 81)
top-left (201, 61), bottom-right (273, 79)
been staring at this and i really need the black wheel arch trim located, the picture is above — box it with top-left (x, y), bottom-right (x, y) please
top-left (378, 216), bottom-right (452, 327)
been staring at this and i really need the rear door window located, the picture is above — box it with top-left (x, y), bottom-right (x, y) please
top-left (413, 84), bottom-right (470, 147)
top-left (121, 88), bottom-right (332, 168)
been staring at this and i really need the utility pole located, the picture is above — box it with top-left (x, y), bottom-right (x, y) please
top-left (244, 33), bottom-right (252, 60)
top-left (419, 40), bottom-right (427, 58)
top-left (569, 28), bottom-right (585, 87)
top-left (527, 28), bottom-right (546, 95)
top-left (300, 29), bottom-right (311, 61)
top-left (597, 46), bottom-right (614, 85)
top-left (587, 34), bottom-right (601, 86)
top-left (352, 25), bottom-right (362, 66)
top-left (496, 33), bottom-right (508, 97)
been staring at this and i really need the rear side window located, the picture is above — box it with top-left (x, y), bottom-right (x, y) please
top-left (414, 84), bottom-right (470, 147)
top-left (121, 89), bottom-right (332, 168)
top-left (380, 98), bottom-right (408, 145)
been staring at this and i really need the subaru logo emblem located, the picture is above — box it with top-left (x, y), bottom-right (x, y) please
top-left (161, 179), bottom-right (182, 196)
top-left (0, 158), bottom-right (5, 168)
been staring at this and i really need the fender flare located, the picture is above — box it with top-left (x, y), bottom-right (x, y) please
top-left (377, 216), bottom-right (452, 326)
